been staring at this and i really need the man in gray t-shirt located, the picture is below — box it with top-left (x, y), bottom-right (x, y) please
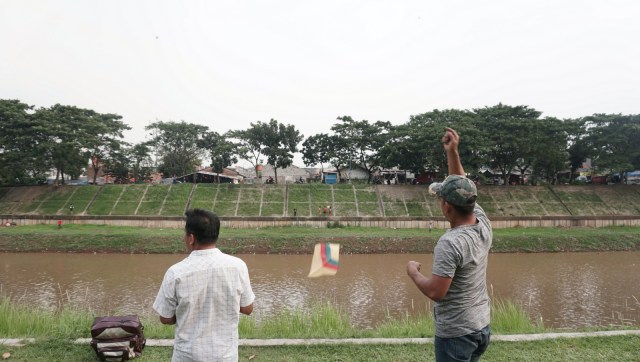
top-left (407, 127), bottom-right (492, 362)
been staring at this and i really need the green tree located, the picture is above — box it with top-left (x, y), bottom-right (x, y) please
top-left (302, 133), bottom-right (333, 173)
top-left (331, 116), bottom-right (390, 183)
top-left (233, 120), bottom-right (302, 184)
top-left (129, 142), bottom-right (153, 183)
top-left (86, 113), bottom-right (131, 184)
top-left (378, 123), bottom-right (421, 173)
top-left (230, 124), bottom-right (267, 180)
top-left (326, 135), bottom-right (352, 181)
top-left (582, 114), bottom-right (640, 177)
top-left (260, 119), bottom-right (303, 184)
top-left (393, 109), bottom-right (483, 179)
top-left (0, 99), bottom-right (48, 184)
top-left (473, 104), bottom-right (543, 185)
top-left (103, 148), bottom-right (131, 184)
top-left (145, 121), bottom-right (208, 178)
top-left (31, 105), bottom-right (129, 184)
top-left (527, 117), bottom-right (571, 185)
top-left (33, 105), bottom-right (92, 183)
top-left (200, 131), bottom-right (238, 183)
top-left (564, 118), bottom-right (589, 184)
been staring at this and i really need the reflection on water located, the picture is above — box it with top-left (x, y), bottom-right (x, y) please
top-left (0, 251), bottom-right (638, 328)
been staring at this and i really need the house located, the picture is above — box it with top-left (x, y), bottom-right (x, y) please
top-left (175, 167), bottom-right (242, 184)
top-left (233, 164), bottom-right (310, 184)
top-left (480, 168), bottom-right (526, 185)
top-left (337, 164), bottom-right (369, 181)
top-left (322, 171), bottom-right (339, 184)
top-left (414, 170), bottom-right (438, 185)
top-left (626, 171), bottom-right (640, 185)
top-left (376, 167), bottom-right (416, 184)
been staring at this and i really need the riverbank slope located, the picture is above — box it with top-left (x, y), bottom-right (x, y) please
top-left (1, 224), bottom-right (639, 254)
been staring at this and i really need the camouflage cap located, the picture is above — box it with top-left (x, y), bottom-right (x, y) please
top-left (428, 175), bottom-right (477, 207)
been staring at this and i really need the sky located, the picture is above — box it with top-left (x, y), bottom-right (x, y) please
top-left (2, 1), bottom-right (640, 166)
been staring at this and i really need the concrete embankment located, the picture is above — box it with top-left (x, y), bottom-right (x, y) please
top-left (3, 213), bottom-right (640, 229)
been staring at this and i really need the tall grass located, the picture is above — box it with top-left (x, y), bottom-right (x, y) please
top-left (239, 302), bottom-right (357, 338)
top-left (374, 311), bottom-right (435, 337)
top-left (0, 297), bottom-right (93, 339)
top-left (491, 298), bottom-right (545, 334)
top-left (0, 297), bottom-right (547, 340)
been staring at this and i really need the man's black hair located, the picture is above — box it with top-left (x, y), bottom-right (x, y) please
top-left (184, 209), bottom-right (220, 245)
top-left (451, 201), bottom-right (475, 217)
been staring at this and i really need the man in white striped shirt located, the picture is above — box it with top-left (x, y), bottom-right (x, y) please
top-left (154, 209), bottom-right (255, 361)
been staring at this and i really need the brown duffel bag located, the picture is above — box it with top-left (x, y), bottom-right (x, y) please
top-left (90, 315), bottom-right (146, 361)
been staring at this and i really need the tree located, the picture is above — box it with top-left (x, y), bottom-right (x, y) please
top-left (103, 148), bottom-right (131, 184)
top-left (473, 104), bottom-right (543, 185)
top-left (232, 120), bottom-right (302, 184)
top-left (86, 113), bottom-right (131, 184)
top-left (302, 133), bottom-right (333, 172)
top-left (145, 121), bottom-right (208, 178)
top-left (230, 124), bottom-right (267, 180)
top-left (200, 131), bottom-right (238, 183)
top-left (331, 116), bottom-right (390, 183)
top-left (33, 105), bottom-right (93, 183)
top-left (528, 117), bottom-right (571, 185)
top-left (0, 99), bottom-right (48, 184)
top-left (30, 104), bottom-right (129, 184)
top-left (565, 118), bottom-right (589, 184)
top-left (129, 142), bottom-right (153, 183)
top-left (400, 109), bottom-right (482, 179)
top-left (378, 124), bottom-right (420, 173)
top-left (262, 120), bottom-right (303, 184)
top-left (582, 114), bottom-right (640, 177)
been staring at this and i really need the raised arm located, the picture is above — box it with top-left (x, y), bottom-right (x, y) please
top-left (442, 127), bottom-right (464, 176)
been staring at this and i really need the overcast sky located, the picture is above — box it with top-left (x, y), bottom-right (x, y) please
top-left (2, 0), bottom-right (639, 165)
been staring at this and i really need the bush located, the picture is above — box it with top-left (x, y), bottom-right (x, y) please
top-left (327, 221), bottom-right (344, 228)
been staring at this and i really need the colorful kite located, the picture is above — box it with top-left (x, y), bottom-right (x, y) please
top-left (308, 242), bottom-right (340, 278)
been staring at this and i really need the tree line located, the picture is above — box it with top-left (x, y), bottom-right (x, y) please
top-left (1, 99), bottom-right (639, 185)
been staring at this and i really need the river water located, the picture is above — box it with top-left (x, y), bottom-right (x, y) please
top-left (1, 251), bottom-right (638, 329)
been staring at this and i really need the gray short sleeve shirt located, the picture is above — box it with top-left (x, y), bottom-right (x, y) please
top-left (432, 204), bottom-right (492, 338)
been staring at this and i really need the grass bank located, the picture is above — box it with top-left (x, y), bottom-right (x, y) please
top-left (0, 224), bottom-right (639, 254)
top-left (2, 337), bottom-right (639, 362)
top-left (0, 298), bottom-right (543, 340)
top-left (1, 298), bottom-right (638, 361)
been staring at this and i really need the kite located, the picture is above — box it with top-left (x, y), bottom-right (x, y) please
top-left (308, 242), bottom-right (340, 278)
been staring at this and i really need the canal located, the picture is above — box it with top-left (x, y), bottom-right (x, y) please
top-left (1, 251), bottom-right (638, 329)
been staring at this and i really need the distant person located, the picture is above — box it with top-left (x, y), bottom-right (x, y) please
top-left (153, 209), bottom-right (255, 361)
top-left (406, 127), bottom-right (493, 362)
top-left (69, 204), bottom-right (74, 213)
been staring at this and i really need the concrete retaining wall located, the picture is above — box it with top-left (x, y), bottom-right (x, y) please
top-left (2, 214), bottom-right (639, 229)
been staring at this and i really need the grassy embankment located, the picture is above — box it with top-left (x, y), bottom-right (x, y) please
top-left (0, 224), bottom-right (639, 254)
top-left (4, 337), bottom-right (639, 362)
top-left (2, 297), bottom-right (639, 361)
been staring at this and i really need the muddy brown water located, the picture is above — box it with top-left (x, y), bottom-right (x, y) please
top-left (1, 252), bottom-right (638, 329)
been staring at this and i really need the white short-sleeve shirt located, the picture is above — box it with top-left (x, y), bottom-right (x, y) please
top-left (153, 248), bottom-right (255, 362)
